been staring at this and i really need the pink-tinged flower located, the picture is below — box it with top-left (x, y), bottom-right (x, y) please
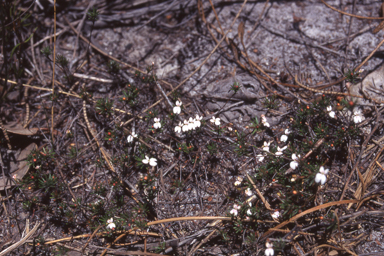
top-left (290, 154), bottom-right (300, 169)
top-left (265, 239), bottom-right (274, 256)
top-left (271, 210), bottom-right (280, 220)
top-left (230, 208), bottom-right (238, 216)
top-left (233, 204), bottom-right (241, 210)
top-left (173, 100), bottom-right (182, 114)
top-left (245, 188), bottom-right (253, 196)
top-left (315, 166), bottom-right (329, 185)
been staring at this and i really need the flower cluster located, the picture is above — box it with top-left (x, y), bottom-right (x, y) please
top-left (142, 156), bottom-right (157, 166)
top-left (175, 115), bottom-right (203, 133)
top-left (230, 203), bottom-right (241, 216)
top-left (261, 114), bottom-right (270, 127)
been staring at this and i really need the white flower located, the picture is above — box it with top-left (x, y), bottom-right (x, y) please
top-left (257, 154), bottom-right (265, 162)
top-left (182, 120), bottom-right (189, 132)
top-left (210, 116), bottom-right (221, 126)
top-left (149, 158), bottom-right (157, 167)
top-left (230, 208), bottom-right (238, 216)
top-left (233, 204), bottom-right (241, 210)
top-left (265, 248), bottom-right (274, 256)
top-left (275, 145), bottom-right (287, 156)
top-left (228, 127), bottom-right (233, 131)
top-left (315, 166), bottom-right (329, 185)
top-left (234, 176), bottom-right (243, 186)
top-left (247, 209), bottom-right (252, 216)
top-left (265, 240), bottom-right (274, 256)
top-left (353, 109), bottom-right (363, 124)
top-left (194, 115), bottom-right (202, 128)
top-left (261, 114), bottom-right (270, 127)
top-left (280, 134), bottom-right (288, 142)
top-left (127, 132), bottom-right (138, 143)
top-left (290, 154), bottom-right (300, 169)
top-left (106, 218), bottom-right (116, 230)
top-left (142, 156), bottom-right (157, 166)
top-left (271, 210), bottom-right (280, 219)
top-left (153, 118), bottom-right (161, 129)
top-left (285, 129), bottom-right (291, 135)
top-left (326, 106), bottom-right (336, 119)
top-left (245, 188), bottom-right (253, 196)
top-left (188, 117), bottom-right (195, 130)
top-left (248, 202), bottom-right (252, 207)
top-left (175, 122), bottom-right (182, 133)
top-left (262, 141), bottom-right (271, 152)
top-left (173, 100), bottom-right (182, 114)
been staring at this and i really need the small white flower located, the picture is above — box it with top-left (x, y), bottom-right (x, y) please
top-left (261, 114), bottom-right (270, 127)
top-left (233, 204), bottom-right (241, 210)
top-left (262, 141), bottom-right (271, 152)
top-left (326, 106), bottom-right (336, 119)
top-left (228, 127), bottom-right (233, 131)
top-left (12, 174), bottom-right (17, 180)
top-left (280, 134), bottom-right (288, 142)
top-left (173, 100), bottom-right (182, 114)
top-left (182, 120), bottom-right (189, 132)
top-left (245, 188), bottom-right (253, 196)
top-left (149, 157), bottom-right (157, 167)
top-left (247, 209), bottom-right (252, 216)
top-left (142, 156), bottom-right (157, 166)
top-left (248, 202), bottom-right (252, 207)
top-left (153, 118), bottom-right (161, 129)
top-left (194, 115), bottom-right (202, 128)
top-left (142, 156), bottom-right (150, 165)
top-left (230, 208), bottom-right (238, 216)
top-left (315, 166), bottom-right (329, 185)
top-left (234, 176), bottom-right (243, 186)
top-left (127, 132), bottom-right (138, 143)
top-left (285, 129), bottom-right (291, 135)
top-left (106, 218), bottom-right (116, 230)
top-left (265, 240), bottom-right (274, 256)
top-left (257, 154), bottom-right (265, 162)
top-left (175, 122), bottom-right (182, 133)
top-left (290, 154), bottom-right (300, 169)
top-left (188, 117), bottom-right (195, 130)
top-left (210, 116), bottom-right (221, 126)
top-left (275, 145), bottom-right (287, 156)
top-left (353, 109), bottom-right (364, 124)
top-left (271, 210), bottom-right (280, 219)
